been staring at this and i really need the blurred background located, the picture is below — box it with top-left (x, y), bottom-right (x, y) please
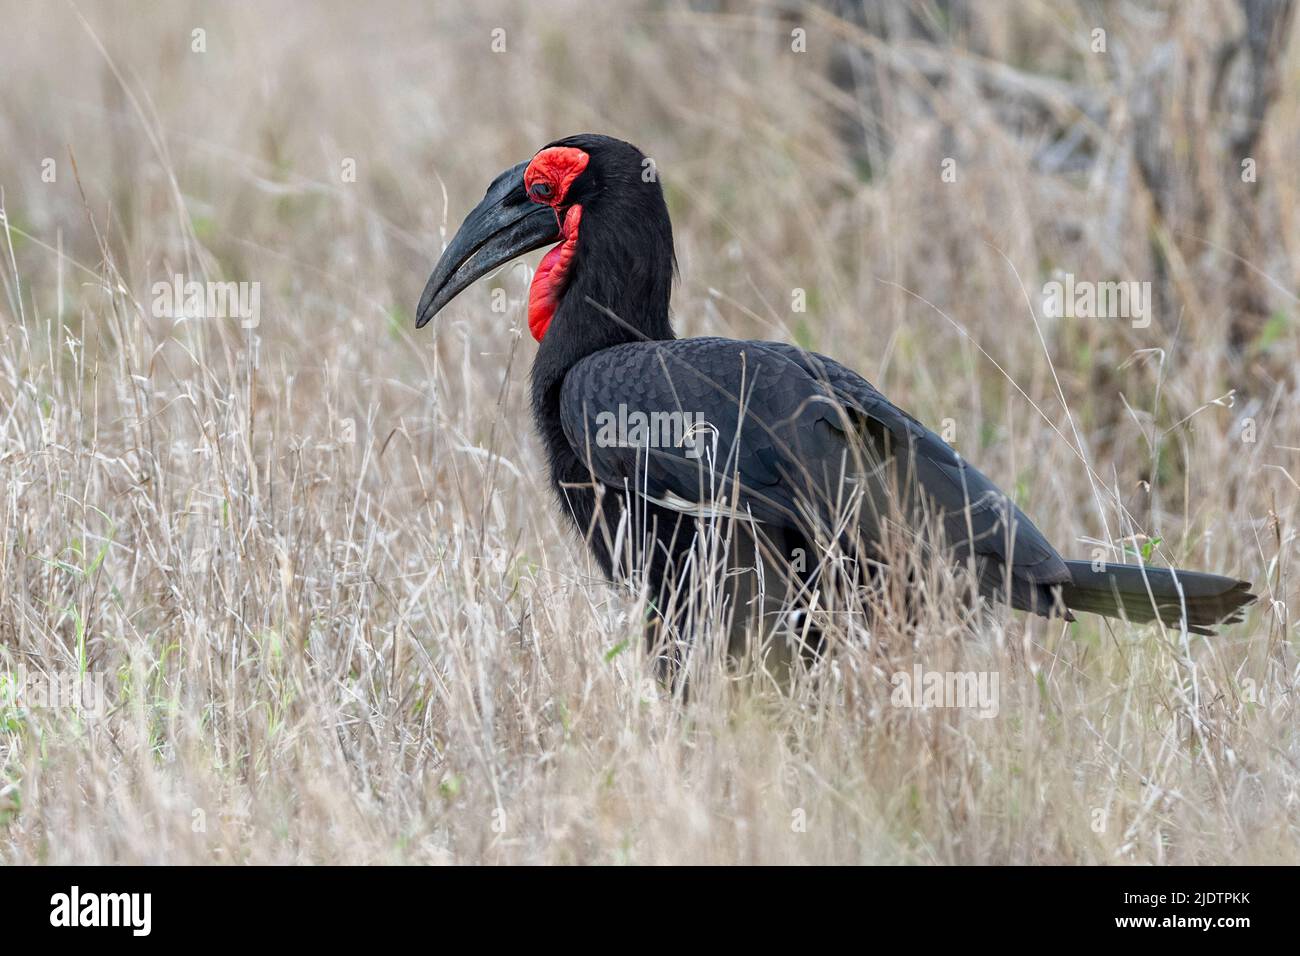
top-left (0, 1), bottom-right (1296, 864)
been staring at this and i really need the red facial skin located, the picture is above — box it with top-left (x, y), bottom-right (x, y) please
top-left (524, 146), bottom-right (589, 209)
top-left (528, 204), bottom-right (582, 342)
top-left (523, 147), bottom-right (589, 341)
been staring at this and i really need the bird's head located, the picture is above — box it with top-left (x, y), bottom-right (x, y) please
top-left (415, 134), bottom-right (674, 343)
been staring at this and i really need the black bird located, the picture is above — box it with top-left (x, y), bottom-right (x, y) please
top-left (415, 134), bottom-right (1255, 662)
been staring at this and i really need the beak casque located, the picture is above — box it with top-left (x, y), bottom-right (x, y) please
top-left (415, 160), bottom-right (561, 328)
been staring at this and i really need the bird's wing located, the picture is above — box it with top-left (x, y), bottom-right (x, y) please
top-left (559, 337), bottom-right (846, 529)
top-left (559, 337), bottom-right (1070, 596)
top-left (751, 341), bottom-right (1070, 588)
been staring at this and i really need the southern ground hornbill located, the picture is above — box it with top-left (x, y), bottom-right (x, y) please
top-left (415, 134), bottom-right (1254, 669)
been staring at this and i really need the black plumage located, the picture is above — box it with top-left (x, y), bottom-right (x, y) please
top-left (416, 133), bottom-right (1255, 656)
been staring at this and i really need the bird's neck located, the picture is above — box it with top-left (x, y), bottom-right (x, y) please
top-left (529, 217), bottom-right (675, 417)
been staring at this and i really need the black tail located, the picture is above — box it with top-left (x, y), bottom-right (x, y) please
top-left (1060, 561), bottom-right (1255, 635)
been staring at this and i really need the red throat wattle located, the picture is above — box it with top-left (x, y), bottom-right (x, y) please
top-left (528, 204), bottom-right (582, 342)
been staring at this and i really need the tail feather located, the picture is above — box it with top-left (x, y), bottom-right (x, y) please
top-left (1059, 560), bottom-right (1255, 635)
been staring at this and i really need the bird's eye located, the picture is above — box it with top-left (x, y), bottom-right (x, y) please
top-left (530, 182), bottom-right (554, 201)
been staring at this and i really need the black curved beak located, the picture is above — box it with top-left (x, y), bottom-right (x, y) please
top-left (415, 160), bottom-right (561, 328)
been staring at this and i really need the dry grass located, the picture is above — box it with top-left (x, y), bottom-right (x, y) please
top-left (0, 0), bottom-right (1296, 864)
